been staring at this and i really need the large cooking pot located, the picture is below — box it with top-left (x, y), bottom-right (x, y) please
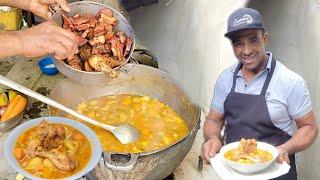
top-left (49, 64), bottom-right (200, 179)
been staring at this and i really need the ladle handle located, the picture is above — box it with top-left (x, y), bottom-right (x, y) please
top-left (0, 75), bottom-right (116, 131)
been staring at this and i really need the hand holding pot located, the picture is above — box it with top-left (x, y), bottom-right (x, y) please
top-left (28, 0), bottom-right (70, 19)
top-left (16, 21), bottom-right (78, 60)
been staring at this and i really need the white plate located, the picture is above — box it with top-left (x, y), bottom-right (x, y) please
top-left (4, 116), bottom-right (102, 180)
top-left (210, 153), bottom-right (290, 180)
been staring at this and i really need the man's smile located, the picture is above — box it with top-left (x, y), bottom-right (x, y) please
top-left (241, 54), bottom-right (256, 65)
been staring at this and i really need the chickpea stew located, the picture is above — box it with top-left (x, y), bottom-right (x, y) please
top-left (75, 94), bottom-right (189, 153)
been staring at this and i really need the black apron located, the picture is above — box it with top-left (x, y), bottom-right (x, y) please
top-left (223, 59), bottom-right (297, 180)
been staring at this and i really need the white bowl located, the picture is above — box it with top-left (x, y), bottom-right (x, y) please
top-left (4, 116), bottom-right (102, 180)
top-left (220, 141), bottom-right (279, 174)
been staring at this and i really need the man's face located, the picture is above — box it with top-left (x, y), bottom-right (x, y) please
top-left (230, 29), bottom-right (268, 71)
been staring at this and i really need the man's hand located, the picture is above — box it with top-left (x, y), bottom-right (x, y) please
top-left (202, 136), bottom-right (222, 163)
top-left (28, 0), bottom-right (70, 19)
top-left (17, 21), bottom-right (77, 60)
top-left (202, 109), bottom-right (225, 163)
top-left (276, 146), bottom-right (290, 164)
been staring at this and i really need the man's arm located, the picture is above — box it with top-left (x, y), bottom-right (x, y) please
top-left (0, 31), bottom-right (23, 58)
top-left (204, 109), bottom-right (225, 141)
top-left (276, 78), bottom-right (319, 164)
top-left (0, 21), bottom-right (77, 60)
top-left (202, 109), bottom-right (225, 162)
top-left (0, 0), bottom-right (29, 10)
top-left (278, 111), bottom-right (318, 155)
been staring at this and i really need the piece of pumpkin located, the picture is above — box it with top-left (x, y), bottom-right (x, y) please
top-left (43, 159), bottom-right (54, 168)
top-left (64, 140), bottom-right (79, 155)
top-left (25, 157), bottom-right (43, 170)
top-left (13, 148), bottom-right (24, 160)
top-left (1, 95), bottom-right (27, 121)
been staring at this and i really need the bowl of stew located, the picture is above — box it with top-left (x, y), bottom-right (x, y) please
top-left (4, 116), bottom-right (102, 180)
top-left (220, 139), bottom-right (279, 174)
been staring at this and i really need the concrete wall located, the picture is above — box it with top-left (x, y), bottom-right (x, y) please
top-left (129, 0), bottom-right (247, 111)
top-left (249, 0), bottom-right (320, 179)
top-left (129, 0), bottom-right (320, 179)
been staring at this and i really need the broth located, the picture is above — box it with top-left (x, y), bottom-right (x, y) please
top-left (75, 94), bottom-right (189, 153)
top-left (224, 148), bottom-right (273, 164)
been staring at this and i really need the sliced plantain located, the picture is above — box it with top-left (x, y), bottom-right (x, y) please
top-left (0, 92), bottom-right (8, 106)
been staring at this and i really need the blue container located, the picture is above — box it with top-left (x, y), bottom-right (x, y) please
top-left (38, 56), bottom-right (58, 76)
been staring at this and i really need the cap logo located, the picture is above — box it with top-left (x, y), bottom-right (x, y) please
top-left (233, 14), bottom-right (253, 27)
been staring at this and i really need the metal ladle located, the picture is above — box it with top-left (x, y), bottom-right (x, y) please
top-left (0, 75), bottom-right (140, 144)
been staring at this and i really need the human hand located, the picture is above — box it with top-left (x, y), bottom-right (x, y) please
top-left (17, 21), bottom-right (78, 60)
top-left (28, 0), bottom-right (70, 19)
top-left (202, 136), bottom-right (222, 163)
top-left (276, 146), bottom-right (290, 164)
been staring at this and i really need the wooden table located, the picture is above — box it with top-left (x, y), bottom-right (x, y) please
top-left (0, 57), bottom-right (221, 180)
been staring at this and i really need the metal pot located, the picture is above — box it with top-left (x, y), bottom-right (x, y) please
top-left (49, 64), bottom-right (200, 179)
top-left (51, 1), bottom-right (136, 84)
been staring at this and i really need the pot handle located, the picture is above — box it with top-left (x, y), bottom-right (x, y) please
top-left (189, 107), bottom-right (202, 136)
top-left (117, 58), bottom-right (139, 75)
top-left (103, 152), bottom-right (139, 171)
top-left (49, 4), bottom-right (62, 14)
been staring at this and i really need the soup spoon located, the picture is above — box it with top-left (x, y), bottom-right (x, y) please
top-left (0, 75), bottom-right (140, 144)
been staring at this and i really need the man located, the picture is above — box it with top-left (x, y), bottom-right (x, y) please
top-left (202, 8), bottom-right (318, 180)
top-left (0, 0), bottom-right (77, 60)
